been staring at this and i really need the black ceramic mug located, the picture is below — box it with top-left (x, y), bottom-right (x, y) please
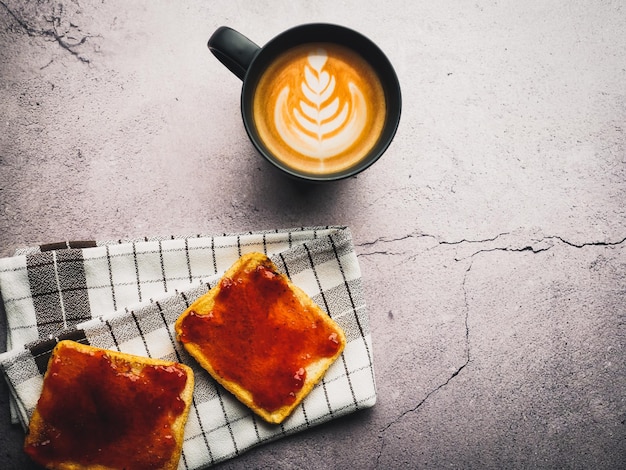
top-left (208, 24), bottom-right (402, 182)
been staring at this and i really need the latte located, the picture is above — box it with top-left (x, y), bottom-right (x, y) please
top-left (252, 42), bottom-right (386, 175)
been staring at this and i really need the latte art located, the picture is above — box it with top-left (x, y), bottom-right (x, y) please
top-left (275, 49), bottom-right (368, 158)
top-left (253, 43), bottom-right (386, 175)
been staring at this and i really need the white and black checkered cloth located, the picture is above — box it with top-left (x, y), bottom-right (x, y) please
top-left (0, 226), bottom-right (376, 468)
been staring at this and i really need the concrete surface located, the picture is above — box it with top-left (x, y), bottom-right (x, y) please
top-left (1, 0), bottom-right (625, 468)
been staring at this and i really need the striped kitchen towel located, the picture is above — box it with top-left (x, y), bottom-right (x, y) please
top-left (0, 226), bottom-right (376, 468)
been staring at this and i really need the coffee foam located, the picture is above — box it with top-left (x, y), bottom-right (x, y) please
top-left (253, 43), bottom-right (386, 175)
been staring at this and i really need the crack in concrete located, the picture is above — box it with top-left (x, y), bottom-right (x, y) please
top-left (438, 232), bottom-right (511, 246)
top-left (357, 231), bottom-right (514, 255)
top-left (452, 234), bottom-right (626, 261)
top-left (0, 0), bottom-right (94, 64)
top-left (358, 231), bottom-right (626, 261)
top-left (357, 233), bottom-right (439, 259)
top-left (357, 233), bottom-right (435, 248)
top-left (549, 234), bottom-right (626, 249)
top-left (371, 231), bottom-right (626, 467)
top-left (375, 256), bottom-right (472, 468)
top-left (453, 243), bottom-right (552, 261)
top-left (360, 230), bottom-right (626, 249)
top-left (438, 233), bottom-right (626, 253)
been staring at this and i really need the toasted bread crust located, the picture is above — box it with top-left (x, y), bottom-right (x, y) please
top-left (175, 252), bottom-right (346, 424)
top-left (25, 340), bottom-right (194, 470)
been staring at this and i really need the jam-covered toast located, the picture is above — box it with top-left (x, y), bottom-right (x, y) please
top-left (175, 252), bottom-right (346, 424)
top-left (24, 340), bottom-right (194, 470)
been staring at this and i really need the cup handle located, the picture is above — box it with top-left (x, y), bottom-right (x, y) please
top-left (208, 27), bottom-right (260, 81)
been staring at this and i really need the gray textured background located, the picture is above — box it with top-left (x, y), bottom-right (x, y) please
top-left (1, 1), bottom-right (625, 469)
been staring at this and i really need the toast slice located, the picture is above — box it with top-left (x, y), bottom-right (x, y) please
top-left (24, 340), bottom-right (194, 470)
top-left (175, 252), bottom-right (346, 424)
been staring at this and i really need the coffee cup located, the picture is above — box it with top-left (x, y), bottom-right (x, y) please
top-left (208, 24), bottom-right (401, 182)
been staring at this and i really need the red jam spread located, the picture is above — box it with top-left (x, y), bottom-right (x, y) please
top-left (25, 343), bottom-right (188, 469)
top-left (179, 263), bottom-right (342, 411)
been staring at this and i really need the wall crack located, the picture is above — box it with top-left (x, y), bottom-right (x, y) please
top-left (358, 230), bottom-right (626, 263)
top-left (370, 230), bottom-right (626, 467)
top-left (375, 257), bottom-right (473, 468)
top-left (0, 0), bottom-right (96, 64)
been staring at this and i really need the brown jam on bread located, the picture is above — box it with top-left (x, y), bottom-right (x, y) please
top-left (178, 261), bottom-right (343, 413)
top-left (24, 341), bottom-right (192, 470)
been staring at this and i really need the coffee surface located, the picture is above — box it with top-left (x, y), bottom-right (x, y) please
top-left (253, 42), bottom-right (386, 175)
